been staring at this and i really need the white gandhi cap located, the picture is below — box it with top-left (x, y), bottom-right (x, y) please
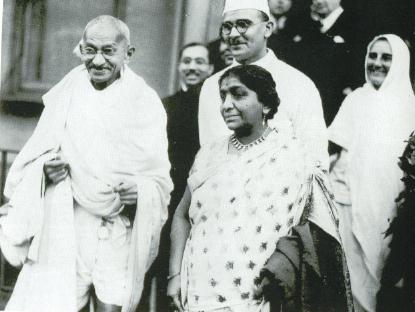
top-left (222, 0), bottom-right (271, 18)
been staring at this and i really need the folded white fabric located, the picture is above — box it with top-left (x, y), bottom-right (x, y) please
top-left (0, 152), bottom-right (57, 266)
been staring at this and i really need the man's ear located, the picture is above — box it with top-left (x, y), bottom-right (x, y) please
top-left (125, 46), bottom-right (136, 63)
top-left (264, 21), bottom-right (274, 39)
top-left (263, 106), bottom-right (271, 117)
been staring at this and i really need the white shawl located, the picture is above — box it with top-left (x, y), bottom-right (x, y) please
top-left (329, 34), bottom-right (415, 309)
top-left (1, 65), bottom-right (172, 312)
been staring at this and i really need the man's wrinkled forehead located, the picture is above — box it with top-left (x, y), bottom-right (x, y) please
top-left (223, 9), bottom-right (264, 23)
top-left (83, 22), bottom-right (126, 45)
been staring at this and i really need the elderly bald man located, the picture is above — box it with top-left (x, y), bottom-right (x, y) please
top-left (198, 0), bottom-right (329, 170)
top-left (0, 15), bottom-right (172, 312)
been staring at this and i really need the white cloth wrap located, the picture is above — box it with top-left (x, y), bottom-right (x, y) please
top-left (1, 64), bottom-right (172, 312)
top-left (329, 34), bottom-right (415, 311)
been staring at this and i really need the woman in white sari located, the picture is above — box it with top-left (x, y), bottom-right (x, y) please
top-left (167, 65), bottom-right (350, 312)
top-left (329, 34), bottom-right (415, 312)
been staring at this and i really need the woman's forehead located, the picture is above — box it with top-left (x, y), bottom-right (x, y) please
top-left (221, 76), bottom-right (245, 88)
top-left (369, 39), bottom-right (392, 54)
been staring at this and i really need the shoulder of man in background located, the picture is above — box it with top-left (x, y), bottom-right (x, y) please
top-left (324, 9), bottom-right (361, 44)
top-left (285, 9), bottom-right (322, 43)
top-left (162, 91), bottom-right (180, 111)
top-left (162, 82), bottom-right (204, 111)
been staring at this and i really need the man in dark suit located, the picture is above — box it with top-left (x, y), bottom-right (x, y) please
top-left (162, 42), bottom-right (213, 215)
top-left (267, 0), bottom-right (299, 63)
top-left (291, 0), bottom-right (366, 125)
top-left (267, 0), bottom-right (316, 67)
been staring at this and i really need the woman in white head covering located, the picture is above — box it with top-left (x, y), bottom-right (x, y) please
top-left (329, 34), bottom-right (415, 312)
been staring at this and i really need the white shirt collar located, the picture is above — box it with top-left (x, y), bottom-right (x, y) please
top-left (275, 15), bottom-right (287, 31)
top-left (319, 6), bottom-right (344, 33)
top-left (180, 81), bottom-right (188, 92)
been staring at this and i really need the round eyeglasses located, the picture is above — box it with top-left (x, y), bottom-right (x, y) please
top-left (221, 20), bottom-right (263, 36)
top-left (80, 46), bottom-right (117, 59)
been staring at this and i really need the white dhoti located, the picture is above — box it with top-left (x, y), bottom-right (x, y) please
top-left (74, 205), bottom-right (132, 308)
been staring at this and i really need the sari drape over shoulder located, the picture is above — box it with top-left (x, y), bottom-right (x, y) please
top-left (0, 65), bottom-right (172, 312)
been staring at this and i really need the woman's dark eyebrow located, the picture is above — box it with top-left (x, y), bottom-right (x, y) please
top-left (229, 86), bottom-right (246, 94)
top-left (368, 52), bottom-right (392, 58)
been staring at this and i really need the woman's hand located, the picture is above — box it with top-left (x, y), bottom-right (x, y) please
top-left (168, 188), bottom-right (191, 311)
top-left (254, 274), bottom-right (270, 302)
top-left (167, 274), bottom-right (183, 312)
top-left (255, 269), bottom-right (284, 307)
top-left (44, 156), bottom-right (69, 184)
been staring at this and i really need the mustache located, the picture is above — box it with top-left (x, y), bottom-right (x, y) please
top-left (185, 69), bottom-right (199, 76)
top-left (228, 38), bottom-right (246, 45)
top-left (88, 64), bottom-right (113, 70)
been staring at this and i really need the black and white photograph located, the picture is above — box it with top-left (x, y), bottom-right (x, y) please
top-left (0, 0), bottom-right (414, 311)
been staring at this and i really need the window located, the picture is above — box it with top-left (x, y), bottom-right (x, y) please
top-left (2, 0), bottom-right (126, 103)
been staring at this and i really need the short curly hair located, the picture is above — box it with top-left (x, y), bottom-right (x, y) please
top-left (219, 65), bottom-right (280, 121)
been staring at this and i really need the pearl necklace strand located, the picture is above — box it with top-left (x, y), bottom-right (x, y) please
top-left (230, 127), bottom-right (271, 151)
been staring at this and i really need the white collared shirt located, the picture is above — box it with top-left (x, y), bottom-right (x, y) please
top-left (180, 84), bottom-right (188, 92)
top-left (198, 49), bottom-right (329, 169)
top-left (275, 15), bottom-right (287, 31)
top-left (319, 6), bottom-right (344, 33)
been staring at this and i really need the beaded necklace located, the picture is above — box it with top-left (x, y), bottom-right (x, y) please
top-left (230, 127), bottom-right (272, 151)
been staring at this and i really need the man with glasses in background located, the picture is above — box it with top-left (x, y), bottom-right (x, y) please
top-left (0, 15), bottom-right (171, 312)
top-left (198, 0), bottom-right (328, 169)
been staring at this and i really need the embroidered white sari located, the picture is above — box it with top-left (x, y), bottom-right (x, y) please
top-left (181, 115), bottom-right (339, 312)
